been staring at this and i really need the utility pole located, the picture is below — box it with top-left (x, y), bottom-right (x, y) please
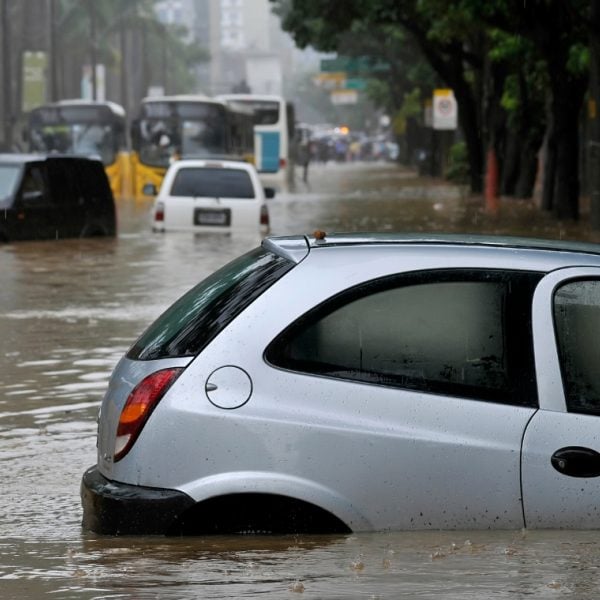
top-left (49, 0), bottom-right (58, 101)
top-left (89, 0), bottom-right (97, 100)
top-left (1, 0), bottom-right (13, 149)
top-left (162, 24), bottom-right (168, 95)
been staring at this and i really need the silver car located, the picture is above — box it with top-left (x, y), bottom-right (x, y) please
top-left (82, 233), bottom-right (600, 535)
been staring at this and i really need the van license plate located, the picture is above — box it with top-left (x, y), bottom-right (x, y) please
top-left (194, 208), bottom-right (231, 226)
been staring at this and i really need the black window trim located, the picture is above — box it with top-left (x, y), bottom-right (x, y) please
top-left (265, 268), bottom-right (542, 408)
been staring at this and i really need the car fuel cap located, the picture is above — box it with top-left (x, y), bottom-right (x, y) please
top-left (205, 365), bottom-right (252, 409)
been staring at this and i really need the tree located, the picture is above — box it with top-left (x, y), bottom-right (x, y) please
top-left (272, 0), bottom-right (490, 193)
top-left (272, 0), bottom-right (590, 219)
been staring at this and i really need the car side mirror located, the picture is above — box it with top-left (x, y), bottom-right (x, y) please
top-left (143, 183), bottom-right (157, 196)
top-left (264, 187), bottom-right (276, 199)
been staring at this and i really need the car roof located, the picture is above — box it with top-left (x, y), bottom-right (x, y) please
top-left (0, 153), bottom-right (100, 165)
top-left (263, 232), bottom-right (600, 264)
top-left (168, 158), bottom-right (256, 171)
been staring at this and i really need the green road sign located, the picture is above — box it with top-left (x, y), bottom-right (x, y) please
top-left (320, 56), bottom-right (389, 75)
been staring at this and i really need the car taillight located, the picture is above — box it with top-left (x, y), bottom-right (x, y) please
top-left (113, 367), bottom-right (184, 462)
top-left (260, 204), bottom-right (269, 227)
top-left (155, 202), bottom-right (165, 222)
top-left (279, 158), bottom-right (287, 168)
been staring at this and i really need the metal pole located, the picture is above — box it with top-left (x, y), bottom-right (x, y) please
top-left (162, 24), bottom-right (168, 94)
top-left (90, 0), bottom-right (97, 100)
top-left (49, 0), bottom-right (58, 101)
top-left (1, 0), bottom-right (12, 149)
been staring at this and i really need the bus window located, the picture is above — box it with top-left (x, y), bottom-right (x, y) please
top-left (216, 94), bottom-right (294, 191)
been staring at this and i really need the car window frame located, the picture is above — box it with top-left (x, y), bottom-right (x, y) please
top-left (265, 268), bottom-right (542, 407)
top-left (553, 276), bottom-right (600, 417)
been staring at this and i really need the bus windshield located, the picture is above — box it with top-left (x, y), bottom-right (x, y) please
top-left (137, 101), bottom-right (228, 167)
top-left (28, 104), bottom-right (122, 165)
top-left (29, 123), bottom-right (118, 165)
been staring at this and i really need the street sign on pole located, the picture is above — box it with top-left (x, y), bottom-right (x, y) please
top-left (22, 52), bottom-right (47, 112)
top-left (433, 89), bottom-right (458, 130)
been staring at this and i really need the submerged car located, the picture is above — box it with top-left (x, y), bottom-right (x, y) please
top-left (0, 153), bottom-right (116, 242)
top-left (146, 158), bottom-right (272, 234)
top-left (82, 233), bottom-right (600, 535)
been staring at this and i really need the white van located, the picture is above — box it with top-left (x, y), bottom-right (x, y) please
top-left (145, 158), bottom-right (272, 234)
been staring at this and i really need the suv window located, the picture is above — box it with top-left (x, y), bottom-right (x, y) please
top-left (266, 270), bottom-right (540, 406)
top-left (170, 167), bottom-right (255, 198)
top-left (128, 247), bottom-right (294, 360)
top-left (19, 164), bottom-right (47, 203)
top-left (554, 279), bottom-right (600, 416)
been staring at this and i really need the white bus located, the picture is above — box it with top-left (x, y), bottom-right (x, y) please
top-left (217, 94), bottom-right (295, 190)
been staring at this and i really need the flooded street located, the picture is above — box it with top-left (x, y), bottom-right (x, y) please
top-left (3, 161), bottom-right (600, 599)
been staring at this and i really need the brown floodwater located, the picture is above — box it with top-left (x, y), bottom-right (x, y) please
top-left (2, 161), bottom-right (600, 599)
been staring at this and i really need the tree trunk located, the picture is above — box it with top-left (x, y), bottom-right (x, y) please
top-left (545, 77), bottom-right (586, 219)
top-left (514, 142), bottom-right (539, 199)
top-left (454, 80), bottom-right (483, 193)
top-left (500, 130), bottom-right (520, 196)
top-left (541, 122), bottom-right (556, 211)
top-left (590, 0), bottom-right (600, 228)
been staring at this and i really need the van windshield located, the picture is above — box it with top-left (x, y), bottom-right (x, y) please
top-left (127, 246), bottom-right (294, 360)
top-left (0, 165), bottom-right (22, 207)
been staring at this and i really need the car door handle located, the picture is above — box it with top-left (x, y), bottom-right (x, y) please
top-left (551, 446), bottom-right (600, 478)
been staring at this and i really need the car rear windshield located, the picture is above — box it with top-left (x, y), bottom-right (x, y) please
top-left (127, 246), bottom-right (294, 360)
top-left (170, 167), bottom-right (256, 198)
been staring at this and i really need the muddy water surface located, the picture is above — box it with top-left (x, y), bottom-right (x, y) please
top-left (2, 162), bottom-right (600, 599)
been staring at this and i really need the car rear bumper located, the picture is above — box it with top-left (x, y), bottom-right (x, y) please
top-left (81, 465), bottom-right (195, 535)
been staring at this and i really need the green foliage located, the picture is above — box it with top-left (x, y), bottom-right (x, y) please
top-left (54, 0), bottom-right (208, 95)
top-left (568, 43), bottom-right (590, 76)
top-left (445, 141), bottom-right (470, 184)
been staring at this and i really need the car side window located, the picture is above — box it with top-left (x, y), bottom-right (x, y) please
top-left (266, 270), bottom-right (540, 406)
top-left (554, 279), bottom-right (600, 416)
top-left (19, 165), bottom-right (47, 203)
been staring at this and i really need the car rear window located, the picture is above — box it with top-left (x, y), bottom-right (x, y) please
top-left (127, 246), bottom-right (294, 360)
top-left (170, 167), bottom-right (256, 198)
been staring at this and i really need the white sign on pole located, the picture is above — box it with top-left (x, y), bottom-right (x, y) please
top-left (330, 89), bottom-right (358, 105)
top-left (433, 89), bottom-right (458, 130)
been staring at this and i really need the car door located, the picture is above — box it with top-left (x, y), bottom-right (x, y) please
top-left (259, 269), bottom-right (541, 530)
top-left (13, 162), bottom-right (56, 240)
top-left (522, 267), bottom-right (600, 528)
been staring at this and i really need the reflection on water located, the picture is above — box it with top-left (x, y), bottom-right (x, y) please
top-left (2, 161), bottom-right (600, 599)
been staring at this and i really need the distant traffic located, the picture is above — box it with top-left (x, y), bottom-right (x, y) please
top-left (21, 93), bottom-right (299, 201)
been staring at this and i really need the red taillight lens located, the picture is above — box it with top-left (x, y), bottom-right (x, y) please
top-left (260, 204), bottom-right (269, 227)
top-left (155, 202), bottom-right (165, 222)
top-left (114, 367), bottom-right (184, 462)
top-left (279, 158), bottom-right (287, 168)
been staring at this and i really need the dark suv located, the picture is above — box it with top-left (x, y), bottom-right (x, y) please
top-left (0, 154), bottom-right (116, 242)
